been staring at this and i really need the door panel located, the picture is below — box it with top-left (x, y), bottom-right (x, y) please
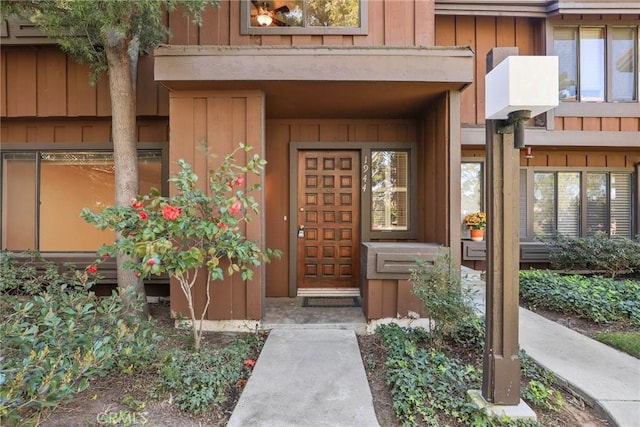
top-left (297, 150), bottom-right (360, 288)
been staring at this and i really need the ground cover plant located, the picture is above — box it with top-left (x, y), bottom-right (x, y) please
top-left (519, 270), bottom-right (640, 324)
top-left (595, 332), bottom-right (640, 358)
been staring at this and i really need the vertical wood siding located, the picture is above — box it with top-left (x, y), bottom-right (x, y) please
top-left (435, 15), bottom-right (541, 126)
top-left (167, 0), bottom-right (435, 48)
top-left (0, 46), bottom-right (168, 119)
top-left (264, 119), bottom-right (417, 297)
top-left (168, 90), bottom-right (264, 320)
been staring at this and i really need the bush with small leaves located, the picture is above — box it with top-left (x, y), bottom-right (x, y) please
top-left (0, 256), bottom-right (161, 426)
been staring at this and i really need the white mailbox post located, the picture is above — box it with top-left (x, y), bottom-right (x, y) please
top-left (469, 49), bottom-right (558, 419)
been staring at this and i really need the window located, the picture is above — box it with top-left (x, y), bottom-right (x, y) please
top-left (554, 25), bottom-right (638, 102)
top-left (1, 150), bottom-right (163, 252)
top-left (531, 170), bottom-right (632, 240)
top-left (241, 0), bottom-right (367, 35)
top-left (370, 151), bottom-right (408, 231)
top-left (363, 145), bottom-right (416, 239)
top-left (461, 161), bottom-right (484, 238)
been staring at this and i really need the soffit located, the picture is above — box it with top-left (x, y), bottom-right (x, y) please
top-left (154, 46), bottom-right (474, 119)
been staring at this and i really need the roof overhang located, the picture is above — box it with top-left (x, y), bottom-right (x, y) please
top-left (435, 0), bottom-right (640, 17)
top-left (154, 45), bottom-right (474, 119)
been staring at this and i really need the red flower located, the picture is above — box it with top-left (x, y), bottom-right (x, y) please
top-left (102, 253), bottom-right (110, 259)
top-left (236, 175), bottom-right (245, 186)
top-left (131, 198), bottom-right (143, 209)
top-left (217, 221), bottom-right (228, 230)
top-left (86, 265), bottom-right (98, 274)
top-left (162, 205), bottom-right (182, 220)
top-left (135, 272), bottom-right (141, 278)
top-left (244, 359), bottom-right (256, 368)
top-left (147, 258), bottom-right (157, 266)
top-left (229, 200), bottom-right (242, 216)
top-left (138, 210), bottom-right (148, 220)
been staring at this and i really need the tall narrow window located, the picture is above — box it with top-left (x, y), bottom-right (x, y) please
top-left (461, 161), bottom-right (484, 238)
top-left (580, 27), bottom-right (605, 102)
top-left (2, 153), bottom-right (37, 250)
top-left (370, 150), bottom-right (408, 231)
top-left (533, 172), bottom-right (556, 239)
top-left (612, 27), bottom-right (638, 101)
top-left (555, 27), bottom-right (578, 101)
top-left (610, 173), bottom-right (632, 238)
top-left (557, 172), bottom-right (580, 237)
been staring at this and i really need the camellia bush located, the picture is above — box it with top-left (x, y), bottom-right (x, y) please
top-left (82, 144), bottom-right (281, 350)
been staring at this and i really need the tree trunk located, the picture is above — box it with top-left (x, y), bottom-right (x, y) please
top-left (105, 40), bottom-right (148, 317)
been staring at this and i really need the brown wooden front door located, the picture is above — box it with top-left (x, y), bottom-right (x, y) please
top-left (296, 150), bottom-right (360, 288)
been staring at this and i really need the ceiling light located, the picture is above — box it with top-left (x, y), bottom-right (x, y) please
top-left (257, 14), bottom-right (273, 26)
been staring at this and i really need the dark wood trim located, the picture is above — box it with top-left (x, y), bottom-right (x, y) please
top-left (448, 90), bottom-right (462, 271)
top-left (461, 127), bottom-right (640, 147)
top-left (240, 0), bottom-right (368, 36)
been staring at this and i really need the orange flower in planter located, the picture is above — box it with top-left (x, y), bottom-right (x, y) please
top-left (463, 212), bottom-right (486, 230)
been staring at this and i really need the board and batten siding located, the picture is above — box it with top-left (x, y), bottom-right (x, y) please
top-left (168, 90), bottom-right (265, 320)
top-left (167, 0), bottom-right (435, 47)
top-left (0, 46), bottom-right (168, 119)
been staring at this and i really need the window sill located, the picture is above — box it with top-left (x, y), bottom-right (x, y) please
top-left (554, 101), bottom-right (640, 118)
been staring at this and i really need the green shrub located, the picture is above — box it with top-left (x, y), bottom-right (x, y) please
top-left (154, 333), bottom-right (263, 415)
top-left (0, 252), bottom-right (161, 426)
top-left (546, 234), bottom-right (640, 278)
top-left (410, 252), bottom-right (476, 350)
top-left (376, 323), bottom-right (545, 427)
top-left (520, 270), bottom-right (640, 324)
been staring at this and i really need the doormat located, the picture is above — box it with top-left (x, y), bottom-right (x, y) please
top-left (302, 297), bottom-right (361, 308)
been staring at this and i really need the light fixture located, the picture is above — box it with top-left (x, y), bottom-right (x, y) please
top-left (524, 146), bottom-right (534, 159)
top-left (256, 13), bottom-right (273, 26)
top-left (496, 110), bottom-right (531, 149)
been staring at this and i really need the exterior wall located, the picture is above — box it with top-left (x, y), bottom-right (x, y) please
top-left (435, 15), bottom-right (543, 126)
top-left (264, 119), bottom-right (418, 297)
top-left (0, 46), bottom-right (168, 119)
top-left (168, 0), bottom-right (435, 47)
top-left (168, 90), bottom-right (265, 320)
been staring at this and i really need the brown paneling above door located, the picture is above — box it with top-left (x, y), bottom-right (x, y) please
top-left (296, 150), bottom-right (360, 288)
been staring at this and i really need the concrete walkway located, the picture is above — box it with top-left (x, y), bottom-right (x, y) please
top-left (228, 328), bottom-right (379, 427)
top-left (231, 271), bottom-right (639, 427)
top-left (519, 308), bottom-right (640, 427)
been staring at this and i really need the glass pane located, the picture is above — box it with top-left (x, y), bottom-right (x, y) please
top-left (307, 0), bottom-right (360, 27)
top-left (586, 173), bottom-right (608, 236)
top-left (461, 162), bottom-right (483, 238)
top-left (610, 173), bottom-right (632, 238)
top-left (555, 27), bottom-right (578, 101)
top-left (2, 153), bottom-right (37, 250)
top-left (612, 27), bottom-right (637, 102)
top-left (557, 172), bottom-right (580, 237)
top-left (249, 1), bottom-right (360, 28)
top-left (580, 27), bottom-right (605, 102)
top-left (371, 151), bottom-right (409, 231)
top-left (533, 172), bottom-right (556, 239)
top-left (39, 151), bottom-right (162, 251)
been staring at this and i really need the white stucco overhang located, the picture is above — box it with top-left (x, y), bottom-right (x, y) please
top-left (154, 45), bottom-right (474, 119)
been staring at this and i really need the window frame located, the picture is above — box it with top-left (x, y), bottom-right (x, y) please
top-left (460, 158), bottom-right (485, 240)
top-left (362, 143), bottom-right (418, 240)
top-left (548, 21), bottom-right (639, 116)
top-left (0, 142), bottom-right (168, 253)
top-left (521, 166), bottom-right (636, 241)
top-left (240, 0), bottom-right (368, 36)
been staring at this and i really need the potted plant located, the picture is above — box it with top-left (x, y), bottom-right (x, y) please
top-left (463, 211), bottom-right (486, 241)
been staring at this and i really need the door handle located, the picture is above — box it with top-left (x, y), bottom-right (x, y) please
top-left (297, 225), bottom-right (305, 238)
